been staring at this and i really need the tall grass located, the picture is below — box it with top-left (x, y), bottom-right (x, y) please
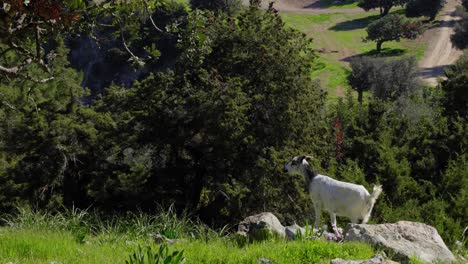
top-left (0, 206), bottom-right (376, 263)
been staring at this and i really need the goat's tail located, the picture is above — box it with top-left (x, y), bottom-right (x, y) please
top-left (370, 185), bottom-right (383, 202)
top-left (362, 185), bottom-right (383, 224)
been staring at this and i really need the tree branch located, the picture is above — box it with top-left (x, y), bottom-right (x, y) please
top-left (0, 58), bottom-right (33, 75)
top-left (142, 0), bottom-right (164, 33)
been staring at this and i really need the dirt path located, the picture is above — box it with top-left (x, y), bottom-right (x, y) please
top-left (418, 0), bottom-right (464, 86)
top-left (242, 0), bottom-right (362, 14)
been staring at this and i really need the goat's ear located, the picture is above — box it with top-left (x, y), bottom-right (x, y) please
top-left (304, 156), bottom-right (313, 161)
top-left (298, 155), bottom-right (306, 161)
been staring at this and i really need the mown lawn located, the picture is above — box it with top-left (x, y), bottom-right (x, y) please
top-left (281, 10), bottom-right (427, 99)
top-left (0, 227), bottom-right (375, 264)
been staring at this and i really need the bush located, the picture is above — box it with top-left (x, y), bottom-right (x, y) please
top-left (190, 0), bottom-right (242, 14)
top-left (405, 0), bottom-right (444, 20)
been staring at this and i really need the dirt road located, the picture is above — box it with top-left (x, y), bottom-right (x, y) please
top-left (418, 0), bottom-right (464, 86)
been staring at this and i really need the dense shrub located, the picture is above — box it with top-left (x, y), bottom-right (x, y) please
top-left (190, 0), bottom-right (242, 14)
top-left (405, 0), bottom-right (444, 20)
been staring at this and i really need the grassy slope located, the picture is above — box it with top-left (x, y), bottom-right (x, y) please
top-left (0, 228), bottom-right (375, 263)
top-left (320, 0), bottom-right (360, 9)
top-left (281, 10), bottom-right (426, 99)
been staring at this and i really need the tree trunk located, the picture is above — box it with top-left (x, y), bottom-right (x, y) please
top-left (188, 168), bottom-right (204, 210)
top-left (376, 41), bottom-right (384, 52)
top-left (358, 90), bottom-right (363, 104)
top-left (381, 5), bottom-right (391, 17)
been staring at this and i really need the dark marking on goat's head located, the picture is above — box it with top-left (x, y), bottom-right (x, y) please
top-left (284, 156), bottom-right (318, 192)
top-left (284, 155), bottom-right (317, 181)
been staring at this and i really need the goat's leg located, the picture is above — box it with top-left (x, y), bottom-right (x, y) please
top-left (313, 203), bottom-right (321, 231)
top-left (329, 212), bottom-right (342, 240)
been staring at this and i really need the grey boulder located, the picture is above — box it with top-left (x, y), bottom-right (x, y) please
top-left (345, 221), bottom-right (455, 263)
top-left (285, 224), bottom-right (306, 240)
top-left (237, 212), bottom-right (285, 240)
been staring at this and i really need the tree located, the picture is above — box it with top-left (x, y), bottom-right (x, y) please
top-left (0, 0), bottom-right (85, 81)
top-left (0, 38), bottom-right (112, 210)
top-left (90, 6), bottom-right (327, 222)
top-left (440, 52), bottom-right (468, 117)
top-left (365, 15), bottom-right (423, 52)
top-left (405, 0), bottom-right (444, 20)
top-left (451, 12), bottom-right (468, 50)
top-left (358, 0), bottom-right (409, 17)
top-left (348, 57), bottom-right (375, 103)
top-left (349, 56), bottom-right (421, 101)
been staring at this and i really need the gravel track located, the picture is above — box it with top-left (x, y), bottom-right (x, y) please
top-left (418, 0), bottom-right (464, 86)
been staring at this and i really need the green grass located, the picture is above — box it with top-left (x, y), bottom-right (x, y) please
top-left (0, 208), bottom-right (375, 264)
top-left (0, 228), bottom-right (136, 264)
top-left (0, 228), bottom-right (375, 264)
top-left (320, 0), bottom-right (360, 9)
top-left (281, 9), bottom-right (427, 99)
top-left (176, 239), bottom-right (374, 263)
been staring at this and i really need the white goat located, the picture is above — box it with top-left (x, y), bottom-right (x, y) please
top-left (284, 156), bottom-right (382, 236)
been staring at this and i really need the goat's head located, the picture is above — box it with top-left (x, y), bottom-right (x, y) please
top-left (284, 156), bottom-right (310, 173)
top-left (284, 155), bottom-right (314, 174)
top-left (284, 156), bottom-right (316, 189)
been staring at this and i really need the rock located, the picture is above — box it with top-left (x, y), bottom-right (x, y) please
top-left (258, 258), bottom-right (275, 264)
top-left (331, 253), bottom-right (398, 264)
top-left (237, 212), bottom-right (285, 240)
top-left (345, 221), bottom-right (455, 263)
top-left (285, 224), bottom-right (306, 240)
top-left (150, 233), bottom-right (181, 244)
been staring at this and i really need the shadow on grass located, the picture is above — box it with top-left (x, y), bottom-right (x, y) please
top-left (329, 14), bottom-right (381, 31)
top-left (307, 0), bottom-right (357, 9)
top-left (341, 48), bottom-right (406, 62)
top-left (329, 9), bottom-right (406, 31)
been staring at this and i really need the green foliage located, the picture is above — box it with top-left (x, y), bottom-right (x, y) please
top-left (365, 15), bottom-right (424, 51)
top-left (463, 0), bottom-right (468, 10)
top-left (441, 52), bottom-right (468, 117)
top-left (0, 0), bottom-right (86, 78)
top-left (358, 0), bottom-right (409, 16)
top-left (93, 6), bottom-right (326, 223)
top-left (189, 0), bottom-right (242, 14)
top-left (405, 0), bottom-right (444, 20)
top-left (349, 56), bottom-right (421, 101)
top-left (125, 244), bottom-right (185, 264)
top-left (0, 38), bottom-right (111, 210)
top-left (332, 87), bottom-right (467, 247)
top-left (452, 11), bottom-right (468, 50)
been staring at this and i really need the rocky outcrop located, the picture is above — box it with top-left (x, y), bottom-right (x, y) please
top-left (237, 212), bottom-right (285, 240)
top-left (345, 221), bottom-right (455, 263)
top-left (331, 253), bottom-right (398, 264)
